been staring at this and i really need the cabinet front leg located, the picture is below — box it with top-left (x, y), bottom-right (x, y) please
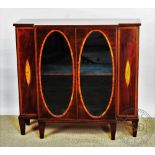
top-left (39, 121), bottom-right (46, 139)
top-left (132, 120), bottom-right (138, 137)
top-left (110, 122), bottom-right (116, 140)
top-left (18, 116), bottom-right (25, 135)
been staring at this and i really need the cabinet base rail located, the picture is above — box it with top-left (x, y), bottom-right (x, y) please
top-left (18, 115), bottom-right (138, 140)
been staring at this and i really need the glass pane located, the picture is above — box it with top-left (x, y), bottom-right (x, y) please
top-left (41, 31), bottom-right (72, 116)
top-left (80, 31), bottom-right (113, 116)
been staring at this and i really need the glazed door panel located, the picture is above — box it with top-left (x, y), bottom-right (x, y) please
top-left (35, 26), bottom-right (76, 119)
top-left (16, 27), bottom-right (37, 116)
top-left (76, 27), bottom-right (117, 120)
top-left (118, 26), bottom-right (139, 117)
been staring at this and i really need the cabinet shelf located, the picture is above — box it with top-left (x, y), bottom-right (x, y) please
top-left (42, 73), bottom-right (112, 76)
top-left (41, 65), bottom-right (112, 76)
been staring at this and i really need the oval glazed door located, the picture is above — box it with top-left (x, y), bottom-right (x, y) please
top-left (40, 30), bottom-right (74, 117)
top-left (79, 30), bottom-right (114, 118)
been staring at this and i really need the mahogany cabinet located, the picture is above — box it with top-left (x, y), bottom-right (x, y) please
top-left (13, 19), bottom-right (141, 140)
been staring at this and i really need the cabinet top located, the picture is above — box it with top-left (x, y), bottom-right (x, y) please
top-left (13, 18), bottom-right (141, 26)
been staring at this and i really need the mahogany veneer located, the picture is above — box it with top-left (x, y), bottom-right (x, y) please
top-left (14, 19), bottom-right (141, 140)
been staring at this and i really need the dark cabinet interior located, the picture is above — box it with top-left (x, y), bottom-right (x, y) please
top-left (41, 31), bottom-right (73, 116)
top-left (80, 31), bottom-right (112, 116)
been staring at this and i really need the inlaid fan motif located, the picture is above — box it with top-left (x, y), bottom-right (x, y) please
top-left (125, 60), bottom-right (131, 87)
top-left (25, 59), bottom-right (31, 86)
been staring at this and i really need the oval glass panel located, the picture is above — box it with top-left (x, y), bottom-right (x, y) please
top-left (41, 31), bottom-right (73, 116)
top-left (80, 31), bottom-right (113, 116)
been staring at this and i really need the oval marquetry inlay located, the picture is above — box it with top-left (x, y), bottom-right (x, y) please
top-left (40, 31), bottom-right (73, 117)
top-left (79, 30), bottom-right (114, 117)
top-left (125, 60), bottom-right (131, 87)
top-left (25, 59), bottom-right (31, 86)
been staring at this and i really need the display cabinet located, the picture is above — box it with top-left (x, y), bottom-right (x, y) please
top-left (13, 19), bottom-right (141, 140)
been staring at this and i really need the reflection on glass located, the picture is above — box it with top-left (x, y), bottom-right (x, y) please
top-left (41, 32), bottom-right (72, 115)
top-left (80, 31), bottom-right (112, 116)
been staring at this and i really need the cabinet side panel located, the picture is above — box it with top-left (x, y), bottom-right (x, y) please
top-left (16, 27), bottom-right (37, 115)
top-left (118, 27), bottom-right (139, 117)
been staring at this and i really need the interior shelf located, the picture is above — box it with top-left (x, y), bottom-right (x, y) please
top-left (80, 65), bottom-right (112, 76)
top-left (42, 65), bottom-right (72, 76)
top-left (41, 65), bottom-right (112, 76)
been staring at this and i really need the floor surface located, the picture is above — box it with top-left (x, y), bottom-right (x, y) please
top-left (0, 116), bottom-right (155, 147)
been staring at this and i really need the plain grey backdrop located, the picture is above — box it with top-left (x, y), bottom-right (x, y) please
top-left (0, 8), bottom-right (155, 117)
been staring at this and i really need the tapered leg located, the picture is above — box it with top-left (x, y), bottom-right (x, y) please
top-left (39, 121), bottom-right (45, 139)
top-left (18, 116), bottom-right (25, 135)
top-left (25, 118), bottom-right (30, 125)
top-left (132, 120), bottom-right (138, 137)
top-left (110, 122), bottom-right (116, 140)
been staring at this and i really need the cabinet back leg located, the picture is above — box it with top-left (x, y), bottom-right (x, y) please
top-left (132, 120), bottom-right (138, 137)
top-left (18, 116), bottom-right (25, 135)
top-left (110, 122), bottom-right (116, 140)
top-left (39, 122), bottom-right (46, 139)
top-left (25, 118), bottom-right (30, 125)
